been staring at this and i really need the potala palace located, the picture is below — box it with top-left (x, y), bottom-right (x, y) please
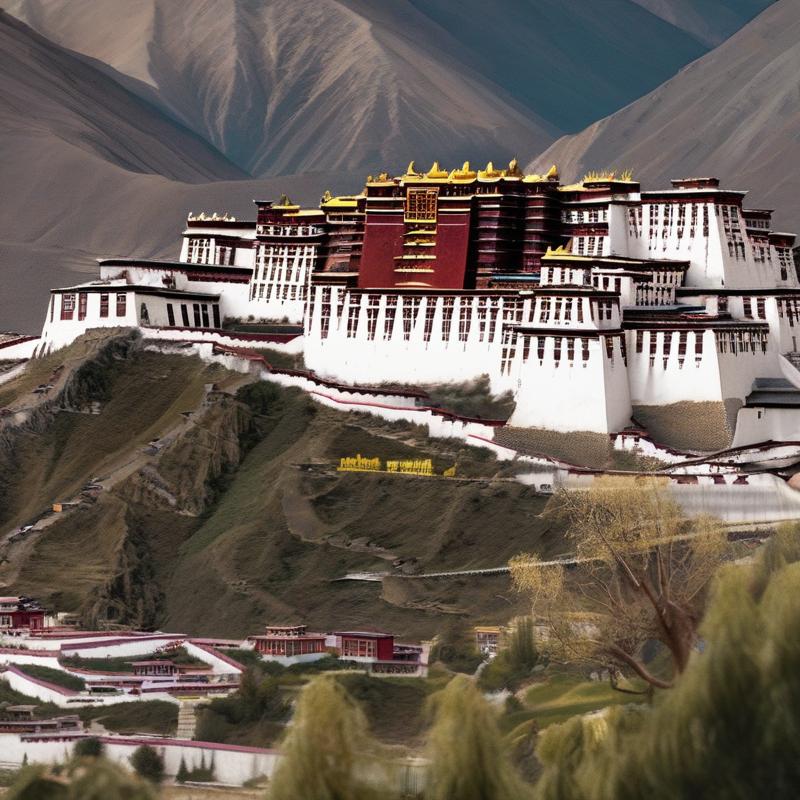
top-left (10, 161), bottom-right (800, 453)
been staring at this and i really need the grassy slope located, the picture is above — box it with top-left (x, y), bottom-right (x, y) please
top-left (3, 346), bottom-right (566, 639)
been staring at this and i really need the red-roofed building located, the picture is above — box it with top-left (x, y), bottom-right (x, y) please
top-left (0, 597), bottom-right (45, 631)
top-left (247, 624), bottom-right (328, 666)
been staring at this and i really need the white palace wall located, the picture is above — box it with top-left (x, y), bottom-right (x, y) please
top-left (304, 286), bottom-right (526, 391)
top-left (508, 334), bottom-right (631, 433)
top-left (0, 733), bottom-right (278, 785)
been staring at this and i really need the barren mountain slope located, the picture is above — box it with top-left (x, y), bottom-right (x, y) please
top-left (6, 0), bottom-right (767, 175)
top-left (0, 13), bottom-right (362, 333)
top-left (0, 11), bottom-right (243, 182)
top-left (529, 0), bottom-right (800, 230)
top-left (631, 0), bottom-right (773, 46)
top-left (0, 336), bottom-right (545, 638)
top-left (5, 0), bottom-right (554, 175)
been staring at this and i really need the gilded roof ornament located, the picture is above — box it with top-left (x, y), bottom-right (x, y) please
top-left (277, 193), bottom-right (292, 206)
top-left (321, 189), bottom-right (333, 203)
top-left (507, 157), bottom-right (522, 177)
top-left (478, 161), bottom-right (504, 180)
top-left (450, 161), bottom-right (476, 181)
top-left (405, 160), bottom-right (419, 176)
top-left (545, 164), bottom-right (558, 179)
top-left (426, 161), bottom-right (448, 179)
top-left (378, 171), bottom-right (389, 181)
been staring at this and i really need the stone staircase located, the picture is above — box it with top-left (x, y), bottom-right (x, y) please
top-left (175, 700), bottom-right (198, 739)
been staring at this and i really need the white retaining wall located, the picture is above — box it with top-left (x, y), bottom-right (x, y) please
top-left (0, 733), bottom-right (278, 785)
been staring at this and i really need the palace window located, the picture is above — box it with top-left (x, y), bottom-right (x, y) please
top-left (77, 293), bottom-right (87, 321)
top-left (405, 188), bottom-right (438, 223)
top-left (423, 300), bottom-right (437, 342)
top-left (99, 293), bottom-right (109, 318)
top-left (180, 304), bottom-right (190, 326)
top-left (441, 298), bottom-right (455, 341)
top-left (212, 305), bottom-right (221, 328)
top-left (384, 296), bottom-right (398, 340)
top-left (187, 237), bottom-right (212, 264)
top-left (347, 302), bottom-right (361, 337)
top-left (201, 305), bottom-right (210, 327)
top-left (115, 293), bottom-right (127, 317)
top-left (167, 304), bottom-right (175, 326)
top-left (61, 293), bottom-right (75, 321)
top-left (193, 303), bottom-right (201, 327)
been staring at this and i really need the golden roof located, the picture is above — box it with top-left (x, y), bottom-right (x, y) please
top-left (426, 161), bottom-right (449, 179)
top-left (449, 161), bottom-right (477, 181)
top-left (523, 164), bottom-right (559, 183)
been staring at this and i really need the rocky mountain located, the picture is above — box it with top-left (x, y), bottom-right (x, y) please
top-left (0, 1), bottom-right (778, 333)
top-left (529, 0), bottom-right (800, 230)
top-left (4, 0), bottom-right (771, 175)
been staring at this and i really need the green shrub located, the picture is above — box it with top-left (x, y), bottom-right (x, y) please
top-left (130, 746), bottom-right (164, 785)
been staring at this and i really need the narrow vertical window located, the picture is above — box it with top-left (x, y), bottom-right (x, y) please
top-left (61, 293), bottom-right (75, 320)
top-left (212, 305), bottom-right (221, 329)
top-left (167, 303), bottom-right (175, 326)
top-left (201, 305), bottom-right (210, 327)
top-left (116, 293), bottom-right (127, 317)
top-left (181, 305), bottom-right (190, 326)
top-left (99, 293), bottom-right (109, 318)
top-left (78, 293), bottom-right (87, 321)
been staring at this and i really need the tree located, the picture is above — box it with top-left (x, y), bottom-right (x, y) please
top-left (425, 675), bottom-right (532, 800)
top-left (130, 745), bottom-right (164, 785)
top-left (511, 476), bottom-right (727, 690)
top-left (6, 759), bottom-right (156, 800)
top-left (532, 531), bottom-right (800, 799)
top-left (74, 738), bottom-right (104, 758)
top-left (431, 617), bottom-right (483, 674)
top-left (478, 617), bottom-right (540, 692)
top-left (269, 675), bottom-right (390, 800)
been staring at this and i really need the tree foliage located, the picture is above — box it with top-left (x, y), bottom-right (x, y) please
top-left (431, 617), bottom-right (483, 674)
top-left (269, 675), bottom-right (390, 800)
top-left (425, 674), bottom-right (532, 800)
top-left (73, 738), bottom-right (104, 759)
top-left (533, 528), bottom-right (800, 799)
top-left (5, 759), bottom-right (157, 800)
top-left (479, 617), bottom-right (540, 692)
top-left (511, 477), bottom-right (727, 689)
top-left (129, 746), bottom-right (164, 785)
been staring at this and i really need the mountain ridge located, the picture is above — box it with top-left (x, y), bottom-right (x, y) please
top-left (528, 0), bottom-right (799, 229)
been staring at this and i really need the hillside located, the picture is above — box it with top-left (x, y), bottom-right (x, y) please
top-left (529, 0), bottom-right (800, 230)
top-left (0, 333), bottom-right (558, 638)
top-left (5, 0), bottom-right (769, 175)
top-left (0, 2), bottom-right (774, 335)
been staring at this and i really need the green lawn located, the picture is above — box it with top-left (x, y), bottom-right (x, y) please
top-left (61, 647), bottom-right (205, 674)
top-left (78, 701), bottom-right (178, 736)
top-left (504, 672), bottom-right (641, 732)
top-left (16, 664), bottom-right (85, 692)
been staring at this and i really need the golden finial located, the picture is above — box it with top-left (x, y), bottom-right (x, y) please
top-left (620, 169), bottom-right (634, 182)
top-left (426, 161), bottom-right (448, 179)
top-left (406, 160), bottom-right (417, 176)
top-left (508, 157), bottom-right (522, 176)
top-left (321, 189), bottom-right (333, 203)
top-left (278, 193), bottom-right (292, 206)
top-left (378, 171), bottom-right (389, 181)
top-left (545, 164), bottom-right (558, 180)
top-left (366, 174), bottom-right (374, 183)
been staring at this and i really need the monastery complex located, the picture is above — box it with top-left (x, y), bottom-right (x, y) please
top-left (11, 160), bottom-right (800, 450)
